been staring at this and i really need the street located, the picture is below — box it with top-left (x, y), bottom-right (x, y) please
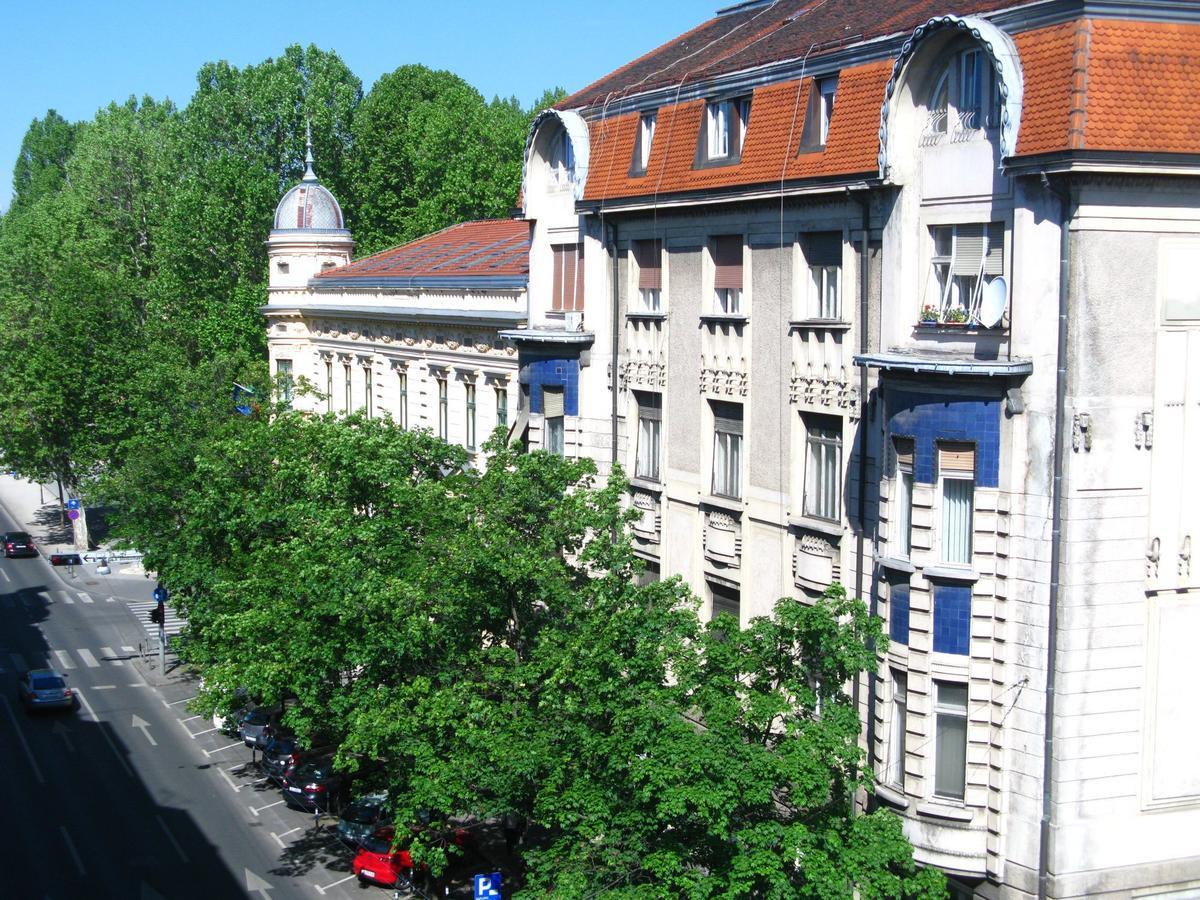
top-left (0, 503), bottom-right (384, 900)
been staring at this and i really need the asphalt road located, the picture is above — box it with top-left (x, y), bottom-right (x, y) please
top-left (0, 507), bottom-right (390, 900)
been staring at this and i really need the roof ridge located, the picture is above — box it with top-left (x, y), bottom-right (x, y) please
top-left (1068, 17), bottom-right (1092, 150)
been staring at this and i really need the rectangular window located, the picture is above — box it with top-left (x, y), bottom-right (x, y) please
top-left (711, 400), bottom-right (743, 499)
top-left (939, 442), bottom-right (975, 565)
top-left (465, 383), bottom-right (477, 450)
top-left (343, 362), bottom-right (352, 413)
top-left (960, 49), bottom-right (985, 129)
top-left (926, 223), bottom-right (1004, 324)
top-left (634, 111), bottom-right (656, 172)
top-left (635, 391), bottom-right (662, 481)
top-left (800, 74), bottom-right (838, 150)
top-left (276, 359), bottom-right (294, 405)
top-left (437, 378), bottom-right (448, 440)
top-left (803, 414), bottom-right (842, 521)
top-left (709, 581), bottom-right (741, 625)
top-left (712, 235), bottom-right (743, 314)
top-left (893, 437), bottom-right (914, 558)
top-left (397, 370), bottom-right (408, 429)
top-left (803, 232), bottom-right (842, 320)
top-left (552, 243), bottom-right (585, 312)
top-left (635, 559), bottom-right (661, 588)
top-left (888, 669), bottom-right (908, 789)
top-left (325, 360), bottom-right (333, 413)
top-left (634, 239), bottom-right (663, 312)
top-left (818, 75), bottom-right (838, 144)
top-left (362, 364), bottom-right (373, 418)
top-left (495, 386), bottom-right (508, 429)
top-left (934, 681), bottom-right (969, 801)
top-left (544, 386), bottom-right (565, 456)
top-left (889, 583), bottom-right (910, 645)
top-left (702, 97), bottom-right (750, 162)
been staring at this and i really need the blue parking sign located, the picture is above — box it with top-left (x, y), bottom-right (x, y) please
top-left (67, 498), bottom-right (80, 510)
top-left (474, 872), bottom-right (502, 899)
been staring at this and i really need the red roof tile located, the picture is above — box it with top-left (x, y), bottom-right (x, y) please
top-left (315, 219), bottom-right (529, 283)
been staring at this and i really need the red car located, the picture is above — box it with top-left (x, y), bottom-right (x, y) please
top-left (352, 826), bottom-right (414, 887)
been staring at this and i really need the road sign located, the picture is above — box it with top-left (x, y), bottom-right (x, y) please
top-left (67, 509), bottom-right (80, 521)
top-left (67, 498), bottom-right (80, 510)
top-left (153, 585), bottom-right (169, 604)
top-left (474, 873), bottom-right (502, 899)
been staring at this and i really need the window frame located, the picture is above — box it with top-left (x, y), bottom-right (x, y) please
top-left (397, 369), bottom-right (408, 429)
top-left (893, 438), bottom-right (914, 558)
top-left (710, 235), bottom-right (744, 315)
top-left (437, 377), bottom-right (448, 440)
top-left (343, 361), bottom-right (352, 414)
top-left (803, 414), bottom-right (843, 522)
top-left (697, 96), bottom-right (750, 166)
top-left (276, 358), bottom-right (294, 405)
top-left (551, 243), bottom-right (585, 313)
top-left (634, 391), bottom-right (662, 482)
top-left (465, 382), bottom-right (477, 451)
top-left (937, 442), bottom-right (975, 566)
top-left (362, 363), bottom-right (373, 418)
top-left (710, 401), bottom-right (743, 500)
top-left (325, 360), bottom-right (333, 413)
top-left (801, 232), bottom-right (842, 321)
top-left (888, 669), bottom-right (908, 789)
top-left (633, 238), bottom-right (664, 313)
top-left (495, 385), bottom-right (508, 430)
top-left (631, 111), bottom-right (657, 174)
top-left (544, 386), bottom-right (565, 456)
top-left (923, 222), bottom-right (1005, 326)
top-left (799, 73), bottom-right (839, 151)
top-left (933, 680), bottom-right (969, 802)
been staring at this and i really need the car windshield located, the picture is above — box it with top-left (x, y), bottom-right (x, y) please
top-left (360, 832), bottom-right (395, 854)
top-left (243, 710), bottom-right (271, 726)
top-left (267, 738), bottom-right (297, 755)
top-left (296, 761), bottom-right (333, 780)
top-left (343, 802), bottom-right (383, 825)
top-left (31, 676), bottom-right (65, 690)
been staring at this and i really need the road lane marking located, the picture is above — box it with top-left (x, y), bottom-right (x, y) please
top-left (76, 649), bottom-right (100, 668)
top-left (250, 799), bottom-right (285, 816)
top-left (105, 595), bottom-right (115, 602)
top-left (9, 653), bottom-right (26, 672)
top-left (166, 696), bottom-right (196, 706)
top-left (0, 695), bottom-right (45, 784)
top-left (315, 873), bottom-right (357, 895)
top-left (180, 714), bottom-right (202, 721)
top-left (53, 650), bottom-right (75, 670)
top-left (77, 592), bottom-right (92, 604)
top-left (38, 590), bottom-right (52, 605)
top-left (0, 568), bottom-right (9, 582)
top-left (218, 767), bottom-right (242, 793)
top-left (99, 647), bottom-right (123, 666)
top-left (131, 714), bottom-right (157, 745)
top-left (93, 685), bottom-right (115, 690)
top-left (156, 815), bottom-right (189, 863)
top-left (73, 688), bottom-right (134, 778)
top-left (121, 645), bottom-right (135, 653)
top-left (59, 826), bottom-right (85, 876)
top-left (57, 590), bottom-right (73, 605)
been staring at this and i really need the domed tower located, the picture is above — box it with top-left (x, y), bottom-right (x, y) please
top-left (266, 127), bottom-right (354, 304)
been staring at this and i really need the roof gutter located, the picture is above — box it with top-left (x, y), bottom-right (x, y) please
top-left (576, 176), bottom-right (879, 215)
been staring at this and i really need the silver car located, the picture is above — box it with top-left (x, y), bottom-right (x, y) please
top-left (18, 668), bottom-right (75, 711)
top-left (238, 708), bottom-right (277, 747)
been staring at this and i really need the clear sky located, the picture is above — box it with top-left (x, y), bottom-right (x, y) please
top-left (1, 0), bottom-right (718, 212)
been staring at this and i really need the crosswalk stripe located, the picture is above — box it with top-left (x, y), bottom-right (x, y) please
top-left (100, 647), bottom-right (124, 666)
top-left (53, 650), bottom-right (75, 670)
top-left (37, 591), bottom-right (51, 606)
top-left (58, 590), bottom-right (73, 605)
top-left (105, 596), bottom-right (115, 603)
top-left (121, 646), bottom-right (135, 654)
top-left (9, 653), bottom-right (26, 672)
top-left (76, 649), bottom-right (100, 668)
top-left (77, 592), bottom-right (92, 604)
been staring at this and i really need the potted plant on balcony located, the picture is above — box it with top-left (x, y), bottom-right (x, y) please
top-left (944, 307), bottom-right (969, 325)
top-left (919, 304), bottom-right (939, 324)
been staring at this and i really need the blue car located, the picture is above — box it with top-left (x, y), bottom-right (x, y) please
top-left (18, 669), bottom-right (75, 711)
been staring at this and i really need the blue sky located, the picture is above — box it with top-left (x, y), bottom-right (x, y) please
top-left (1, 0), bottom-right (716, 212)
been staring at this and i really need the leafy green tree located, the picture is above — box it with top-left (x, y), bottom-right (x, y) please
top-left (11, 110), bottom-right (77, 210)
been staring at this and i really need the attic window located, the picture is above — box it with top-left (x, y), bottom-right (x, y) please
top-left (799, 74), bottom-right (838, 151)
top-left (276, 260), bottom-right (289, 273)
top-left (697, 96), bottom-right (750, 166)
top-left (927, 48), bottom-right (1001, 139)
top-left (550, 129), bottom-right (575, 189)
top-left (631, 111), bottom-right (657, 175)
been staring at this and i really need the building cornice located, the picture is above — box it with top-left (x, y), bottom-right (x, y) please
top-left (576, 176), bottom-right (876, 214)
top-left (262, 304), bottom-right (525, 328)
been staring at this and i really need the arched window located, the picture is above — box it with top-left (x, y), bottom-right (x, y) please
top-left (925, 46), bottom-right (1002, 139)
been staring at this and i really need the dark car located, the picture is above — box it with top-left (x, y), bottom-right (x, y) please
top-left (18, 668), bottom-right (75, 711)
top-left (2, 531), bottom-right (37, 558)
top-left (337, 790), bottom-right (389, 848)
top-left (261, 736), bottom-right (334, 784)
top-left (281, 756), bottom-right (350, 813)
top-left (238, 708), bottom-right (277, 748)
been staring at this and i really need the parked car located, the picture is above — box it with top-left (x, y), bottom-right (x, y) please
top-left (261, 735), bottom-right (334, 784)
top-left (337, 790), bottom-right (389, 848)
top-left (17, 668), bottom-right (75, 711)
top-left (281, 756), bottom-right (350, 813)
top-left (238, 708), bottom-right (277, 748)
top-left (2, 531), bottom-right (37, 558)
top-left (352, 826), bottom-right (414, 887)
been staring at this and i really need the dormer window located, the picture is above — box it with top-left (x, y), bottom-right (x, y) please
top-left (550, 129), bottom-right (575, 188)
top-left (698, 96), bottom-right (750, 165)
top-left (632, 111), bottom-right (657, 174)
top-left (799, 74), bottom-right (838, 152)
top-left (928, 47), bottom-right (1001, 138)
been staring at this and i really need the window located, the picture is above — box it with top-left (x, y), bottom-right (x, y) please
top-left (711, 401), bottom-right (743, 499)
top-left (803, 232), bottom-right (841, 320)
top-left (893, 437), bottom-right (914, 558)
top-left (938, 442), bottom-right (974, 564)
top-left (362, 363), bottom-right (373, 418)
top-left (701, 96), bottom-right (750, 163)
top-left (934, 681), bottom-right (969, 801)
top-left (889, 582), bottom-right (910, 645)
top-left (634, 239), bottom-right (663, 312)
top-left (799, 74), bottom-right (838, 150)
top-left (465, 383), bottom-right (477, 450)
top-left (888, 669), bottom-right (908, 788)
top-left (928, 48), bottom-right (1001, 137)
top-left (397, 370), bottom-right (408, 429)
top-left (635, 391), bottom-right (662, 481)
top-left (552, 243), bottom-right (585, 312)
top-left (803, 414), bottom-right (842, 521)
top-left (343, 362), bottom-right (352, 413)
top-left (544, 386), bottom-right (565, 455)
top-left (550, 129), bottom-right (574, 188)
top-left (709, 581), bottom-right (741, 626)
top-left (711, 235), bottom-right (743, 314)
top-left (818, 75), bottom-right (838, 144)
top-left (924, 223), bottom-right (1003, 325)
top-left (495, 386), bottom-right (508, 429)
top-left (635, 559), bottom-right (661, 588)
top-left (325, 360), bottom-right (333, 413)
top-left (275, 359), bottom-right (293, 405)
top-left (437, 378), bottom-right (448, 440)
top-left (633, 111), bottom-right (656, 173)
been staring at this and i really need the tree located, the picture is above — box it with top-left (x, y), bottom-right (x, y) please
top-left (11, 110), bottom-right (77, 210)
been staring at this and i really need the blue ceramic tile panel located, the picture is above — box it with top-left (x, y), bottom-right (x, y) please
top-left (527, 357), bottom-right (580, 415)
top-left (932, 585), bottom-right (971, 655)
top-left (890, 584), bottom-right (910, 645)
top-left (885, 389), bottom-right (1000, 487)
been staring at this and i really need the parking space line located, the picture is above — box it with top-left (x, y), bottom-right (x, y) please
top-left (53, 649), bottom-right (75, 670)
top-left (156, 815), bottom-right (189, 863)
top-left (218, 768), bottom-right (242, 793)
top-left (250, 799), bottom-right (285, 817)
top-left (59, 826), bottom-right (85, 876)
top-left (204, 741), bottom-right (244, 758)
top-left (271, 826), bottom-right (302, 848)
top-left (190, 726), bottom-right (218, 736)
top-left (167, 696), bottom-right (197, 706)
top-left (314, 873), bottom-right (357, 895)
top-left (0, 695), bottom-right (45, 784)
top-left (0, 568), bottom-right (9, 582)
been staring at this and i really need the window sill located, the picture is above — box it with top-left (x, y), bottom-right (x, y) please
top-left (874, 783), bottom-right (909, 809)
top-left (916, 800), bottom-right (974, 822)
top-left (914, 322), bottom-right (1005, 334)
top-left (922, 565), bottom-right (979, 583)
top-left (693, 153), bottom-right (743, 170)
top-left (630, 477), bottom-right (664, 495)
top-left (789, 319), bottom-right (850, 332)
top-left (701, 493), bottom-right (744, 514)
top-left (626, 311), bottom-right (667, 321)
top-left (788, 514), bottom-right (844, 539)
top-left (699, 313), bottom-right (748, 325)
top-left (878, 555), bottom-right (915, 575)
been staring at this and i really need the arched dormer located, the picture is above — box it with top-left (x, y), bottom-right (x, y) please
top-left (878, 15), bottom-right (1024, 181)
top-left (523, 109), bottom-right (591, 212)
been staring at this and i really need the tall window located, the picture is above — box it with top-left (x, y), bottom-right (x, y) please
top-left (495, 386), bottom-right (508, 429)
top-left (939, 442), bottom-right (975, 565)
top-left (465, 383), bottom-right (477, 450)
top-left (803, 414), bottom-right (842, 521)
top-left (325, 360), bottom-right (333, 413)
top-left (926, 223), bottom-right (1004, 324)
top-left (711, 401), bottom-right (743, 499)
top-left (544, 386), bottom-right (565, 456)
top-left (817, 75), bottom-right (838, 144)
top-left (276, 359), bottom-right (293, 406)
top-left (437, 378), bottom-right (448, 440)
top-left (711, 235), bottom-right (743, 314)
top-left (709, 581), bottom-right (741, 626)
top-left (552, 243), bottom-right (585, 312)
top-left (343, 362), bottom-right (352, 413)
top-left (934, 681), bottom-right (969, 801)
top-left (800, 74), bottom-right (839, 150)
top-left (929, 48), bottom-right (1001, 136)
top-left (893, 437), bottom-right (914, 557)
top-left (888, 669), bottom-right (908, 788)
top-left (803, 232), bottom-right (841, 320)
top-left (634, 111), bottom-right (656, 172)
top-left (634, 239), bottom-right (663, 312)
top-left (550, 129), bottom-right (574, 188)
top-left (397, 370), bottom-right (408, 429)
top-left (362, 363), bottom-right (373, 418)
top-left (702, 96), bottom-right (750, 162)
top-left (889, 582), bottom-right (910, 645)
top-left (635, 391), bottom-right (662, 482)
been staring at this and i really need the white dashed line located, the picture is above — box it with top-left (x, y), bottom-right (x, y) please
top-left (93, 685), bottom-right (116, 690)
top-left (0, 695), bottom-right (45, 784)
top-left (53, 650), bottom-right (75, 670)
top-left (77, 592), bottom-right (92, 604)
top-left (0, 568), bottom-right (9, 582)
top-left (57, 590), bottom-right (73, 605)
top-left (73, 688), bottom-right (134, 778)
top-left (59, 827), bottom-right (85, 876)
top-left (99, 647), bottom-right (123, 666)
top-left (120, 645), bottom-right (136, 654)
top-left (76, 649), bottom-right (100, 668)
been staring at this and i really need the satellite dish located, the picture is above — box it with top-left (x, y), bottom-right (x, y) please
top-left (979, 276), bottom-right (1009, 328)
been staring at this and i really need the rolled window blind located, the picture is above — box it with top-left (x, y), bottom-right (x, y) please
top-left (984, 222), bottom-right (1004, 275)
top-left (711, 400), bottom-right (743, 435)
top-left (893, 437), bottom-right (914, 471)
top-left (636, 240), bottom-right (663, 290)
top-left (712, 235), bottom-right (743, 290)
top-left (804, 232), bottom-right (842, 268)
top-left (952, 224), bottom-right (985, 276)
top-left (939, 441), bottom-right (975, 474)
top-left (543, 387), bottom-right (564, 418)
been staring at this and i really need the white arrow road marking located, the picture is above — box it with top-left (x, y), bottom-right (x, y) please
top-left (131, 714), bottom-right (157, 746)
top-left (51, 720), bottom-right (75, 752)
top-left (314, 873), bottom-right (357, 895)
top-left (244, 868), bottom-right (273, 898)
top-left (76, 649), bottom-right (99, 668)
top-left (53, 650), bottom-right (75, 670)
top-left (155, 815), bottom-right (189, 863)
top-left (0, 695), bottom-right (45, 784)
top-left (77, 592), bottom-right (92, 604)
top-left (250, 799), bottom-right (284, 817)
top-left (99, 647), bottom-right (123, 666)
top-left (59, 826), bottom-right (85, 876)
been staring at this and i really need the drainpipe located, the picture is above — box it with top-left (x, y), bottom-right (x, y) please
top-left (608, 218), bottom-right (620, 469)
top-left (1037, 172), bottom-right (1073, 900)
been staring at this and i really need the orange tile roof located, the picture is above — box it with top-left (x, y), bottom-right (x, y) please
top-left (1013, 20), bottom-right (1081, 156)
top-left (315, 219), bottom-right (529, 283)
